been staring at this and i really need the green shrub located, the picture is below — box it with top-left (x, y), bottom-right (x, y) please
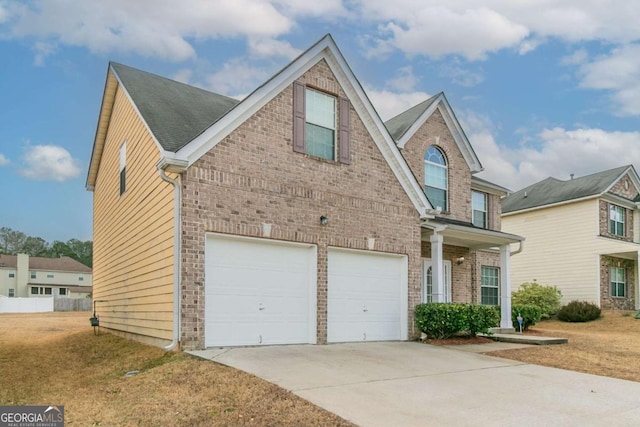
top-left (415, 303), bottom-right (499, 339)
top-left (557, 301), bottom-right (601, 322)
top-left (512, 282), bottom-right (562, 318)
top-left (512, 304), bottom-right (542, 331)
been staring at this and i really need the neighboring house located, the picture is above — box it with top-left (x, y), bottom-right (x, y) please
top-left (0, 253), bottom-right (92, 298)
top-left (86, 34), bottom-right (523, 350)
top-left (502, 165), bottom-right (640, 310)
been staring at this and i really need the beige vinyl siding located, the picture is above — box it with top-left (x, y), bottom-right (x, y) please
top-left (503, 199), bottom-right (601, 304)
top-left (92, 82), bottom-right (175, 343)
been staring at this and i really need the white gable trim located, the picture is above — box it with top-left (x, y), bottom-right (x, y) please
top-left (166, 35), bottom-right (432, 216)
top-left (396, 94), bottom-right (483, 173)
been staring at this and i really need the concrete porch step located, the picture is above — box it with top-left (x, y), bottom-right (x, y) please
top-left (488, 333), bottom-right (568, 345)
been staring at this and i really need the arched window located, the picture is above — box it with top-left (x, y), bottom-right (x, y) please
top-left (424, 146), bottom-right (448, 211)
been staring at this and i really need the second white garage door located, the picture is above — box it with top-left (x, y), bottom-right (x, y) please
top-left (205, 234), bottom-right (317, 347)
top-left (327, 248), bottom-right (407, 343)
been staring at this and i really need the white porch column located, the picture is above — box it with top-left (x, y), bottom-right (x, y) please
top-left (500, 244), bottom-right (513, 328)
top-left (430, 233), bottom-right (445, 303)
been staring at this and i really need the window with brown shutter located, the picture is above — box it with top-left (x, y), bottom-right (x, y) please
top-left (292, 82), bottom-right (351, 163)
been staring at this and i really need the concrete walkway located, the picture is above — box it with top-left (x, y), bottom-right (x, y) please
top-left (189, 342), bottom-right (640, 427)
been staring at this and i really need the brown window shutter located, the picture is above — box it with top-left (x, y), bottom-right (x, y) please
top-left (292, 82), bottom-right (306, 153)
top-left (339, 97), bottom-right (351, 164)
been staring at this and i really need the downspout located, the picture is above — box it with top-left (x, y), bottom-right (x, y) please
top-left (158, 166), bottom-right (181, 351)
top-left (510, 239), bottom-right (525, 256)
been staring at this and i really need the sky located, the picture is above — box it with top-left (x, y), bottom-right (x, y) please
top-left (1, 1), bottom-right (639, 243)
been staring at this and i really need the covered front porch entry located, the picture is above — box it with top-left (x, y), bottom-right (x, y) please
top-left (421, 219), bottom-right (524, 329)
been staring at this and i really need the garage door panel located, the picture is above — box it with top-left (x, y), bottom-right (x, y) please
top-left (328, 248), bottom-right (407, 343)
top-left (205, 235), bottom-right (316, 347)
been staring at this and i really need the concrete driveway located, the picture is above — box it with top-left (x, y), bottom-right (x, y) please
top-left (190, 342), bottom-right (640, 427)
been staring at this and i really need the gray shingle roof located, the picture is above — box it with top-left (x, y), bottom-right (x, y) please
top-left (502, 165), bottom-right (632, 213)
top-left (111, 63), bottom-right (240, 152)
top-left (384, 94), bottom-right (441, 141)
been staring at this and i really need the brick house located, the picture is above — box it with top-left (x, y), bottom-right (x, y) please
top-left (86, 34), bottom-right (523, 350)
top-left (502, 165), bottom-right (640, 310)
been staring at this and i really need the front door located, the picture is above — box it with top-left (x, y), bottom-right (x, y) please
top-left (422, 259), bottom-right (451, 303)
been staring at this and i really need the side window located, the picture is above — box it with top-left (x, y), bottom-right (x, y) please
top-left (119, 141), bottom-right (127, 196)
top-left (472, 191), bottom-right (488, 228)
top-left (609, 204), bottom-right (625, 236)
top-left (424, 146), bottom-right (448, 211)
top-left (293, 82), bottom-right (350, 164)
top-left (481, 266), bottom-right (500, 305)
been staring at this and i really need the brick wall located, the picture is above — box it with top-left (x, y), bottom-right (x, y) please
top-left (420, 241), bottom-right (472, 302)
top-left (599, 200), bottom-right (634, 242)
top-left (180, 60), bottom-right (422, 349)
top-left (488, 193), bottom-right (502, 231)
top-left (600, 256), bottom-right (636, 310)
top-left (609, 173), bottom-right (639, 200)
top-left (401, 109), bottom-right (472, 223)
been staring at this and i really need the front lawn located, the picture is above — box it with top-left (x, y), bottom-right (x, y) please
top-left (488, 310), bottom-right (640, 382)
top-left (0, 312), bottom-right (353, 426)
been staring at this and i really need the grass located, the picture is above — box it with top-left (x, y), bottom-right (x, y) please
top-left (488, 310), bottom-right (640, 382)
top-left (0, 312), bottom-right (354, 426)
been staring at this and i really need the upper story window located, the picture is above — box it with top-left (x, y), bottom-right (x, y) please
top-left (424, 146), bottom-right (448, 211)
top-left (119, 141), bottom-right (127, 196)
top-left (8, 270), bottom-right (15, 278)
top-left (79, 274), bottom-right (84, 281)
top-left (293, 82), bottom-right (351, 164)
top-left (472, 191), bottom-right (487, 228)
top-left (47, 272), bottom-right (54, 278)
top-left (30, 271), bottom-right (36, 279)
top-left (305, 88), bottom-right (336, 160)
top-left (609, 204), bottom-right (625, 236)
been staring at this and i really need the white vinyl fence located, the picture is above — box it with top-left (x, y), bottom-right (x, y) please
top-left (0, 297), bottom-right (53, 313)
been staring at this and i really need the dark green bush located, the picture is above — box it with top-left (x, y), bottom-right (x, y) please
top-left (512, 304), bottom-right (542, 331)
top-left (512, 282), bottom-right (562, 318)
top-left (415, 303), bottom-right (499, 339)
top-left (557, 301), bottom-right (601, 322)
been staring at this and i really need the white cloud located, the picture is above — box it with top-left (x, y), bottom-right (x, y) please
top-left (273, 0), bottom-right (346, 16)
top-left (355, 1), bottom-right (640, 60)
top-left (20, 145), bottom-right (81, 182)
top-left (248, 37), bottom-right (301, 60)
top-left (206, 58), bottom-right (270, 97)
top-left (468, 121), bottom-right (640, 191)
top-left (172, 68), bottom-right (193, 85)
top-left (561, 48), bottom-right (588, 66)
top-left (577, 44), bottom-right (640, 116)
top-left (366, 88), bottom-right (431, 121)
top-left (0, 153), bottom-right (9, 166)
top-left (33, 41), bottom-right (56, 66)
top-left (3, 0), bottom-right (292, 62)
top-left (386, 66), bottom-right (418, 92)
top-left (383, 7), bottom-right (529, 61)
top-left (440, 65), bottom-right (484, 87)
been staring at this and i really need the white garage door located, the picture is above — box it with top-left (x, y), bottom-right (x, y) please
top-left (205, 234), bottom-right (317, 347)
top-left (327, 248), bottom-right (407, 343)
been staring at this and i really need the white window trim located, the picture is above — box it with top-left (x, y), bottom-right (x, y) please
top-left (304, 88), bottom-right (337, 161)
top-left (422, 258), bottom-right (452, 303)
top-left (481, 266), bottom-right (500, 305)
top-left (611, 266), bottom-right (626, 298)
top-left (609, 204), bottom-right (625, 236)
top-left (472, 191), bottom-right (488, 228)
